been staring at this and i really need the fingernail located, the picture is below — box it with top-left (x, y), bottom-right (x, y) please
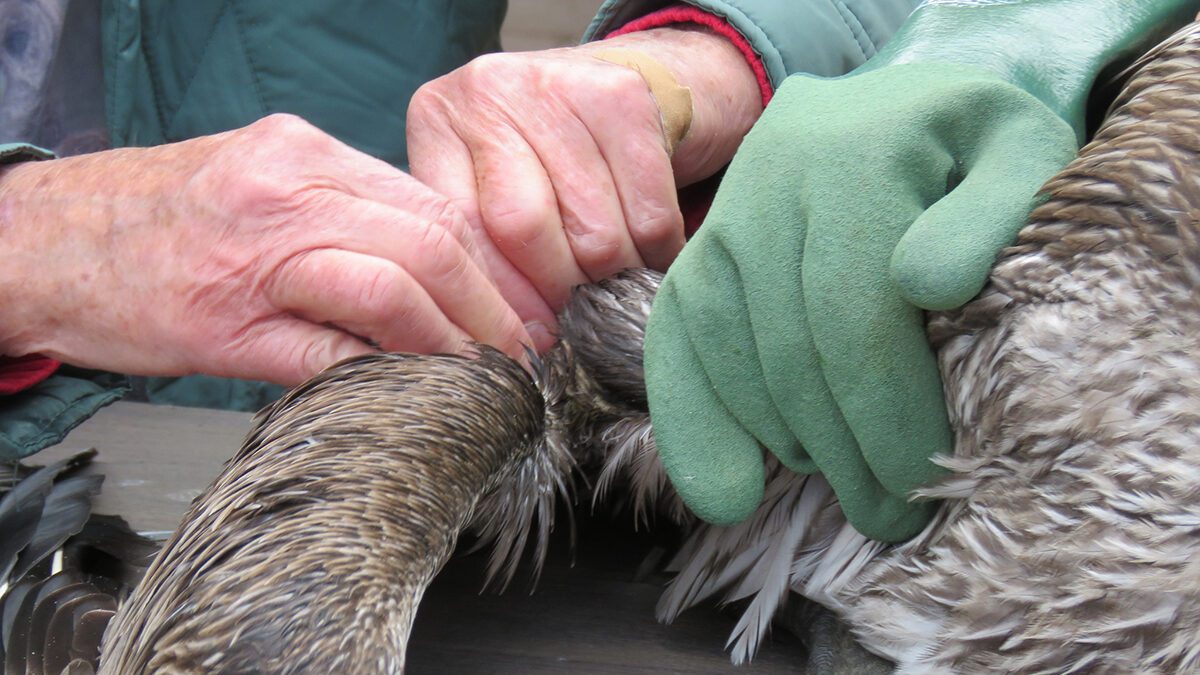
top-left (524, 321), bottom-right (557, 352)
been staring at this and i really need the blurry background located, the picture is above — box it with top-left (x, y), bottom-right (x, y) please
top-left (502, 0), bottom-right (607, 51)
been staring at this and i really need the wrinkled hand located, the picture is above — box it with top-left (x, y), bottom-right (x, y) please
top-left (407, 27), bottom-right (762, 347)
top-left (644, 0), bottom-right (1196, 540)
top-left (0, 114), bottom-right (529, 385)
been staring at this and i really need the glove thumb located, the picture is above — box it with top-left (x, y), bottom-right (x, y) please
top-left (891, 107), bottom-right (1077, 310)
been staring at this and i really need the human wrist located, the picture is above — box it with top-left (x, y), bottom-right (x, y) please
top-left (0, 160), bottom-right (58, 356)
top-left (581, 25), bottom-right (762, 186)
top-left (0, 150), bottom-right (150, 361)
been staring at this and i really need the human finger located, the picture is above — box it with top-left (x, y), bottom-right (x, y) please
top-left (571, 63), bottom-right (685, 271)
top-left (253, 115), bottom-right (489, 275)
top-left (325, 146), bottom-right (490, 272)
top-left (225, 315), bottom-right (376, 386)
top-left (306, 195), bottom-right (533, 360)
top-left (368, 201), bottom-right (532, 359)
top-left (512, 100), bottom-right (647, 282)
top-left (644, 281), bottom-right (766, 525)
top-left (266, 247), bottom-right (475, 356)
top-left (469, 127), bottom-right (590, 311)
top-left (407, 109), bottom-right (559, 349)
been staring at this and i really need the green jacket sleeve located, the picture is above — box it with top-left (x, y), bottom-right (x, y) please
top-left (584, 0), bottom-right (920, 85)
top-left (0, 369), bottom-right (129, 461)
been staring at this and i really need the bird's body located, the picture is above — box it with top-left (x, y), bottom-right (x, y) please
top-left (0, 451), bottom-right (156, 675)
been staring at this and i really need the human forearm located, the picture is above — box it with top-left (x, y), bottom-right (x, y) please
top-left (0, 145), bottom-right (199, 363)
top-left (0, 158), bottom-right (90, 359)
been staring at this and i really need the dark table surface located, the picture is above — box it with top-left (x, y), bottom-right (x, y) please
top-left (41, 401), bottom-right (808, 673)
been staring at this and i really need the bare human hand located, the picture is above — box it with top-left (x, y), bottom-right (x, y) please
top-left (0, 114), bottom-right (530, 385)
top-left (406, 26), bottom-right (762, 348)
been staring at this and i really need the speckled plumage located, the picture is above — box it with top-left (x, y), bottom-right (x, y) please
top-left (98, 350), bottom-right (549, 674)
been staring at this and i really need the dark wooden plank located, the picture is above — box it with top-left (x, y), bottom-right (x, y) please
top-left (36, 401), bottom-right (808, 672)
top-left (409, 516), bottom-right (808, 673)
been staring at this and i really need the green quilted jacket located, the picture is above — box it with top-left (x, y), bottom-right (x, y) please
top-left (1, 0), bottom-right (918, 460)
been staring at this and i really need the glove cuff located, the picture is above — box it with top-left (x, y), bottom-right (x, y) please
top-left (862, 0), bottom-right (1199, 136)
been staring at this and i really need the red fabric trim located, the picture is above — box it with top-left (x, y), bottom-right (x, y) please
top-left (0, 355), bottom-right (61, 395)
top-left (605, 4), bottom-right (774, 107)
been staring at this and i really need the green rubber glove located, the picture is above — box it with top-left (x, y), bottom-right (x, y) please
top-left (645, 0), bottom-right (1199, 541)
